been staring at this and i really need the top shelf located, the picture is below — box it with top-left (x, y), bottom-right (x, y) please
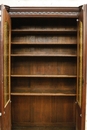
top-left (12, 29), bottom-right (77, 35)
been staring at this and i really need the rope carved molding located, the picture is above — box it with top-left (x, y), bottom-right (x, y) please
top-left (9, 11), bottom-right (79, 16)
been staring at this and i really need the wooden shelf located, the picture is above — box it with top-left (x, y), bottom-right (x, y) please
top-left (11, 92), bottom-right (76, 96)
top-left (11, 54), bottom-right (77, 57)
top-left (11, 42), bottom-right (77, 45)
top-left (11, 75), bottom-right (77, 78)
top-left (12, 29), bottom-right (77, 35)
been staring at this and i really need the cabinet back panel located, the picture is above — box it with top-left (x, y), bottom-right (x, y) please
top-left (11, 45), bottom-right (77, 55)
top-left (11, 57), bottom-right (76, 75)
top-left (12, 126), bottom-right (75, 130)
top-left (11, 35), bottom-right (77, 44)
top-left (11, 78), bottom-right (76, 94)
top-left (11, 96), bottom-right (75, 126)
top-left (11, 18), bottom-right (77, 30)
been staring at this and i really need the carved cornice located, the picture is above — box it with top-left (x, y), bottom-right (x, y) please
top-left (9, 7), bottom-right (79, 17)
top-left (9, 11), bottom-right (79, 17)
top-left (9, 11), bottom-right (78, 15)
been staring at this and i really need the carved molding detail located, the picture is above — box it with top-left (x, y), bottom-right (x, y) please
top-left (9, 11), bottom-right (79, 16)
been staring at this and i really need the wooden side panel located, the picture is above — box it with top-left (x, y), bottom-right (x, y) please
top-left (81, 5), bottom-right (87, 130)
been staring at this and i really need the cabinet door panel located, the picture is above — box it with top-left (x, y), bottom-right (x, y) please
top-left (76, 5), bottom-right (87, 130)
top-left (0, 4), bottom-right (11, 130)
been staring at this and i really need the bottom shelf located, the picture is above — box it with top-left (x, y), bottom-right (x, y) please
top-left (12, 126), bottom-right (75, 130)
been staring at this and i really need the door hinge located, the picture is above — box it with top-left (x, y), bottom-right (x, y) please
top-left (0, 112), bottom-right (2, 116)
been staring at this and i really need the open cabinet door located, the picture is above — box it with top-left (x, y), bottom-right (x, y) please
top-left (0, 5), bottom-right (11, 130)
top-left (76, 5), bottom-right (87, 130)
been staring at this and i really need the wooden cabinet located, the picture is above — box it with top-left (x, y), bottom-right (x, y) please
top-left (0, 4), bottom-right (87, 130)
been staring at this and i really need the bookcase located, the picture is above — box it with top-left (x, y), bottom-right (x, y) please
top-left (0, 5), bottom-right (87, 130)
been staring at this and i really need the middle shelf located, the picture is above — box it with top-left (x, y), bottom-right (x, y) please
top-left (11, 29), bottom-right (77, 35)
top-left (11, 43), bottom-right (77, 56)
top-left (11, 75), bottom-right (76, 78)
top-left (11, 77), bottom-right (76, 96)
top-left (11, 93), bottom-right (76, 96)
top-left (11, 57), bottom-right (77, 76)
top-left (11, 54), bottom-right (77, 57)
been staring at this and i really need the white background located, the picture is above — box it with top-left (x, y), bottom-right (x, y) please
top-left (0, 0), bottom-right (87, 129)
top-left (0, 0), bottom-right (87, 7)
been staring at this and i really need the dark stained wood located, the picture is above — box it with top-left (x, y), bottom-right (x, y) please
top-left (0, 4), bottom-right (11, 130)
top-left (10, 7), bottom-right (79, 12)
top-left (0, 117), bottom-right (1, 129)
top-left (81, 5), bottom-right (87, 130)
top-left (76, 5), bottom-right (87, 130)
top-left (0, 4), bottom-right (86, 130)
top-left (11, 96), bottom-right (75, 127)
top-left (11, 57), bottom-right (76, 75)
top-left (76, 103), bottom-right (81, 130)
top-left (2, 102), bottom-right (11, 130)
top-left (11, 45), bottom-right (77, 55)
top-left (76, 8), bottom-right (82, 130)
top-left (11, 78), bottom-right (76, 94)
top-left (10, 14), bottom-right (77, 130)
top-left (11, 18), bottom-right (77, 30)
top-left (9, 7), bottom-right (79, 18)
top-left (11, 34), bottom-right (77, 44)
top-left (12, 126), bottom-right (75, 130)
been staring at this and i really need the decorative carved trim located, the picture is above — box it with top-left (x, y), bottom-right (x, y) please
top-left (9, 11), bottom-right (79, 16)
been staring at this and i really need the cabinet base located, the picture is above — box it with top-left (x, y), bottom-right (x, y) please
top-left (12, 126), bottom-right (75, 130)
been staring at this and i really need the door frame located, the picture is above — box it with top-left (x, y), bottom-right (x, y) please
top-left (0, 4), bottom-right (11, 130)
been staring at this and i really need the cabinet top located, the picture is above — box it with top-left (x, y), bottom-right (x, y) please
top-left (0, 5), bottom-right (81, 18)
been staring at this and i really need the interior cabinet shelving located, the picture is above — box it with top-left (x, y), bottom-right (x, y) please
top-left (10, 17), bottom-right (77, 130)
